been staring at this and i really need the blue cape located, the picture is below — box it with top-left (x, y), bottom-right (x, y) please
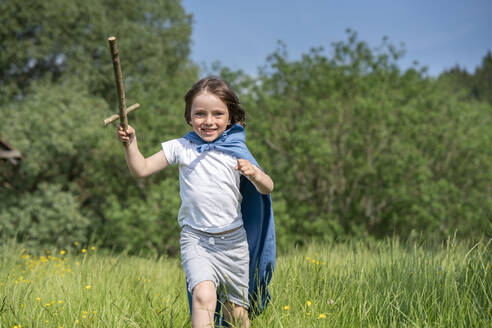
top-left (182, 124), bottom-right (276, 325)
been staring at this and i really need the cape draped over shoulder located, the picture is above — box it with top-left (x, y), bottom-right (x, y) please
top-left (182, 124), bottom-right (276, 323)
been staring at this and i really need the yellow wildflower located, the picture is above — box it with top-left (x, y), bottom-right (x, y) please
top-left (306, 300), bottom-right (312, 307)
top-left (85, 285), bottom-right (92, 290)
top-left (35, 297), bottom-right (41, 302)
top-left (60, 250), bottom-right (66, 255)
top-left (81, 249), bottom-right (87, 253)
top-left (58, 300), bottom-right (63, 304)
top-left (283, 305), bottom-right (290, 310)
top-left (318, 313), bottom-right (327, 319)
top-left (91, 246), bottom-right (96, 251)
top-left (82, 315), bottom-right (87, 319)
top-left (74, 241), bottom-right (79, 246)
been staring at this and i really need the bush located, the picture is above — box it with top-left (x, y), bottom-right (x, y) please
top-left (240, 32), bottom-right (492, 248)
top-left (0, 183), bottom-right (90, 249)
top-left (101, 177), bottom-right (182, 255)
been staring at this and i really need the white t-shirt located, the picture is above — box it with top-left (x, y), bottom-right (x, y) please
top-left (161, 138), bottom-right (243, 233)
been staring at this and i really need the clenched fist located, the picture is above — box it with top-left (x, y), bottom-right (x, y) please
top-left (235, 159), bottom-right (259, 181)
top-left (117, 124), bottom-right (135, 144)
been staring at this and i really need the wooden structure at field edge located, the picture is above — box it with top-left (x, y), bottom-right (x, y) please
top-left (0, 139), bottom-right (22, 165)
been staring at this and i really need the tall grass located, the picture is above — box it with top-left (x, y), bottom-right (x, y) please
top-left (0, 237), bottom-right (489, 327)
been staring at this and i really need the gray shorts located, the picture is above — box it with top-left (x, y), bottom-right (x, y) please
top-left (180, 225), bottom-right (250, 309)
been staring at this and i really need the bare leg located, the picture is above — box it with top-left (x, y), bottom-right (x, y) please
top-left (223, 301), bottom-right (250, 328)
top-left (192, 281), bottom-right (217, 328)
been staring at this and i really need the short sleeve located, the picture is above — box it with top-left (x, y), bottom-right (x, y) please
top-left (161, 139), bottom-right (182, 165)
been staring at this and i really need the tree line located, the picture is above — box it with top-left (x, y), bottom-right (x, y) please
top-left (1, 0), bottom-right (491, 255)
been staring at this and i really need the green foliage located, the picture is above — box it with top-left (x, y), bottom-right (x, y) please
top-left (438, 50), bottom-right (492, 105)
top-left (1, 1), bottom-right (490, 255)
top-left (1, 0), bottom-right (196, 255)
top-left (472, 50), bottom-right (492, 104)
top-left (0, 0), bottom-right (193, 104)
top-left (235, 31), bottom-right (492, 248)
top-left (0, 183), bottom-right (90, 248)
top-left (102, 177), bottom-right (182, 255)
top-left (436, 65), bottom-right (475, 101)
top-left (1, 82), bottom-right (109, 189)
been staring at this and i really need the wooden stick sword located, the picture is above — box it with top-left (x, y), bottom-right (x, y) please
top-left (103, 36), bottom-right (140, 146)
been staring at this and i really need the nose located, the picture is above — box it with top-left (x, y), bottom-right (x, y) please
top-left (204, 113), bottom-right (213, 125)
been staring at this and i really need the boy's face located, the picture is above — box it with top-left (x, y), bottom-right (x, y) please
top-left (190, 92), bottom-right (230, 142)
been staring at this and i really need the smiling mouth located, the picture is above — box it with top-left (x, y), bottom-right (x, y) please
top-left (202, 129), bottom-right (216, 135)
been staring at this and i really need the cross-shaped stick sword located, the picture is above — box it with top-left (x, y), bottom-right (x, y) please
top-left (103, 36), bottom-right (140, 146)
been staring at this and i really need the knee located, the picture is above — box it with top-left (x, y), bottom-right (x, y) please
top-left (192, 281), bottom-right (216, 307)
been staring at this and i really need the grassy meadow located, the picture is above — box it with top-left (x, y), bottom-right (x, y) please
top-left (0, 237), bottom-right (490, 327)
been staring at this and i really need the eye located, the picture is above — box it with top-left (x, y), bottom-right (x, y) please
top-left (193, 112), bottom-right (205, 117)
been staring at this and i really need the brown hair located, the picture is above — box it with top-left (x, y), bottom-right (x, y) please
top-left (184, 76), bottom-right (246, 128)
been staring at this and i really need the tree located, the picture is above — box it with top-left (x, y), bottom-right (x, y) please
top-left (472, 50), bottom-right (492, 104)
top-left (241, 31), bottom-right (491, 247)
top-left (437, 65), bottom-right (474, 101)
top-left (438, 50), bottom-right (492, 105)
top-left (0, 0), bottom-right (198, 253)
top-left (0, 0), bottom-right (194, 104)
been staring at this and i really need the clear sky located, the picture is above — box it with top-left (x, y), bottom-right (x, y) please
top-left (181, 0), bottom-right (492, 77)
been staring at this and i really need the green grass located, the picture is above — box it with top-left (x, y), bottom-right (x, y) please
top-left (0, 237), bottom-right (490, 327)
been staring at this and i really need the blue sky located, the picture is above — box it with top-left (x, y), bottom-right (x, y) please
top-left (181, 0), bottom-right (492, 77)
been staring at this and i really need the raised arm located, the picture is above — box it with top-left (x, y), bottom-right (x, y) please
top-left (117, 124), bottom-right (169, 178)
top-left (235, 159), bottom-right (274, 195)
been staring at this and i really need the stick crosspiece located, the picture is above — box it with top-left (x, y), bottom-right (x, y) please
top-left (103, 36), bottom-right (140, 146)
